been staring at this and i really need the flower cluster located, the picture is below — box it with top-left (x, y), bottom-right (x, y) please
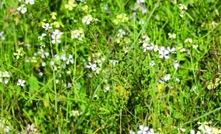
top-left (82, 15), bottom-right (98, 25)
top-left (51, 29), bottom-right (63, 44)
top-left (139, 35), bottom-right (158, 52)
top-left (139, 34), bottom-right (176, 59)
top-left (86, 53), bottom-right (105, 74)
top-left (71, 29), bottom-right (84, 41)
top-left (0, 71), bottom-right (10, 84)
top-left (17, 0), bottom-right (35, 14)
top-left (129, 125), bottom-right (157, 134)
top-left (115, 29), bottom-right (130, 44)
top-left (178, 4), bottom-right (187, 18)
top-left (113, 13), bottom-right (129, 25)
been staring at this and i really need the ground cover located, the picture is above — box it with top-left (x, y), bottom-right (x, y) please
top-left (0, 0), bottom-right (221, 133)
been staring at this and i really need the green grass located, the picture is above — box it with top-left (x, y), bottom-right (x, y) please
top-left (0, 0), bottom-right (221, 133)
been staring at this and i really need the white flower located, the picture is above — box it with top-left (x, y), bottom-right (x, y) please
top-left (142, 42), bottom-right (152, 52)
top-left (54, 54), bottom-right (60, 60)
top-left (39, 72), bottom-right (43, 76)
top-left (4, 79), bottom-right (9, 84)
top-left (153, 45), bottom-right (159, 52)
top-left (26, 44), bottom-right (31, 47)
top-left (137, 125), bottom-right (149, 134)
top-left (175, 78), bottom-right (180, 83)
top-left (42, 23), bottom-right (52, 30)
top-left (82, 15), bottom-right (93, 25)
top-left (26, 124), bottom-right (37, 132)
top-left (50, 61), bottom-right (55, 66)
top-left (192, 44), bottom-right (198, 49)
top-left (38, 33), bottom-right (47, 40)
top-left (41, 62), bottom-right (46, 67)
top-left (149, 60), bottom-right (155, 66)
top-left (25, 0), bottom-right (34, 5)
top-left (184, 38), bottom-right (192, 44)
top-left (71, 29), bottom-right (84, 41)
top-left (161, 74), bottom-right (171, 82)
top-left (178, 47), bottom-right (186, 52)
top-left (0, 71), bottom-right (10, 78)
top-left (211, 21), bottom-right (218, 28)
top-left (110, 60), bottom-right (118, 66)
top-left (60, 54), bottom-right (66, 61)
top-left (142, 42), bottom-right (156, 52)
top-left (179, 4), bottom-right (187, 10)
top-left (180, 11), bottom-right (185, 18)
top-left (198, 122), bottom-right (213, 134)
top-left (173, 60), bottom-right (179, 70)
top-left (159, 46), bottom-right (170, 59)
top-left (40, 51), bottom-right (49, 58)
top-left (139, 35), bottom-right (150, 43)
top-left (147, 128), bottom-right (154, 134)
top-left (0, 31), bottom-right (5, 41)
top-left (104, 85), bottom-right (110, 92)
top-left (167, 47), bottom-right (176, 53)
top-left (164, 74), bottom-right (171, 81)
top-left (17, 4), bottom-right (27, 14)
top-left (17, 79), bottom-right (26, 87)
top-left (190, 129), bottom-right (195, 134)
top-left (51, 29), bottom-right (63, 44)
top-left (168, 33), bottom-right (176, 39)
top-left (192, 86), bottom-right (197, 94)
top-left (137, 0), bottom-right (145, 4)
top-left (86, 62), bottom-right (97, 71)
top-left (139, 20), bottom-right (145, 25)
top-left (137, 125), bottom-right (155, 134)
top-left (66, 55), bottom-right (74, 65)
top-left (116, 29), bottom-right (126, 38)
top-left (4, 126), bottom-right (10, 133)
top-left (141, 7), bottom-right (147, 14)
top-left (129, 130), bottom-right (136, 134)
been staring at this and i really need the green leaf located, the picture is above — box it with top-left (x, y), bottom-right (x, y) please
top-left (176, 52), bottom-right (186, 61)
top-left (28, 75), bottom-right (39, 92)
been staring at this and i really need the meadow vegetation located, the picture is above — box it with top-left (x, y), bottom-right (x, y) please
top-left (0, 0), bottom-right (221, 133)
